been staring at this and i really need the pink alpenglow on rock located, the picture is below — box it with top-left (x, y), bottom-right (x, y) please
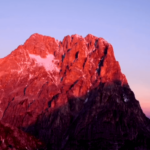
top-left (0, 33), bottom-right (149, 150)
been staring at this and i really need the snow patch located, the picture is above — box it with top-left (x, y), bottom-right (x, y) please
top-left (116, 99), bottom-right (119, 103)
top-left (29, 54), bottom-right (59, 72)
top-left (123, 94), bottom-right (129, 102)
top-left (74, 34), bottom-right (82, 38)
top-left (82, 74), bottom-right (86, 79)
top-left (55, 39), bottom-right (59, 45)
top-left (84, 98), bottom-right (88, 103)
top-left (124, 97), bottom-right (129, 102)
top-left (29, 74), bottom-right (33, 80)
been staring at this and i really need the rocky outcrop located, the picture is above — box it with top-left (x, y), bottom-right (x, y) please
top-left (0, 121), bottom-right (45, 150)
top-left (0, 33), bottom-right (150, 149)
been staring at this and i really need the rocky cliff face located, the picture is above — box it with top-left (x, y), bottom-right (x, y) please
top-left (0, 33), bottom-right (150, 150)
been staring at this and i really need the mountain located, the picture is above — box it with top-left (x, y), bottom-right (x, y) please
top-left (0, 33), bottom-right (150, 150)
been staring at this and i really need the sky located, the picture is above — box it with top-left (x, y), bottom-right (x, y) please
top-left (0, 0), bottom-right (150, 117)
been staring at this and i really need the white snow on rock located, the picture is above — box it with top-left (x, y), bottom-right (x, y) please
top-left (84, 98), bottom-right (88, 103)
top-left (123, 94), bottom-right (129, 102)
top-left (29, 54), bottom-right (59, 72)
top-left (56, 40), bottom-right (59, 45)
top-left (124, 97), bottom-right (129, 102)
top-left (74, 34), bottom-right (83, 39)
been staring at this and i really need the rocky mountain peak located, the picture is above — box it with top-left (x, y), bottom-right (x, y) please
top-left (0, 34), bottom-right (149, 149)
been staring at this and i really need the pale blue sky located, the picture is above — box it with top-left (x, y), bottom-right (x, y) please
top-left (0, 0), bottom-right (150, 116)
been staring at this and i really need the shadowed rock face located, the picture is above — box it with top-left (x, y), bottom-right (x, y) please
top-left (0, 33), bottom-right (150, 149)
top-left (0, 121), bottom-right (45, 150)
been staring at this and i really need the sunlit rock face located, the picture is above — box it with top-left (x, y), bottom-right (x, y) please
top-left (0, 33), bottom-right (150, 150)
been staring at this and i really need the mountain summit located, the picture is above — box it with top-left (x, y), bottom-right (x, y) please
top-left (0, 33), bottom-right (150, 150)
